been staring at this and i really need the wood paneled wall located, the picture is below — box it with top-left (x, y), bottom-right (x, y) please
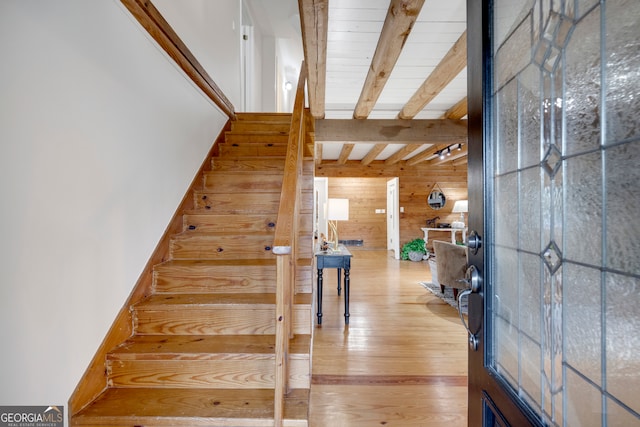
top-left (324, 163), bottom-right (467, 250)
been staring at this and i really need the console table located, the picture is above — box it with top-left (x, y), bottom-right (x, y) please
top-left (421, 227), bottom-right (466, 246)
top-left (315, 245), bottom-right (353, 325)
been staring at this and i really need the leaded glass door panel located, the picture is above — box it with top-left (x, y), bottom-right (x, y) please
top-left (467, 0), bottom-right (639, 425)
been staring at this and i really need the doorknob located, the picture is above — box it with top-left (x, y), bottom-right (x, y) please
top-left (458, 265), bottom-right (482, 351)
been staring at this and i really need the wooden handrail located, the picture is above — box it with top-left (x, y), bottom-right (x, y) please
top-left (272, 62), bottom-right (307, 426)
top-left (121, 0), bottom-right (236, 120)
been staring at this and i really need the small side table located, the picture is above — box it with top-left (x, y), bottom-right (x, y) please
top-left (315, 245), bottom-right (353, 325)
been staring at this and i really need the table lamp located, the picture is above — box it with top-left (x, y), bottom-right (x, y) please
top-left (326, 198), bottom-right (349, 251)
top-left (452, 200), bottom-right (468, 228)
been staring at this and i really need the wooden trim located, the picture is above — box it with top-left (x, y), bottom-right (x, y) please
top-left (121, 0), bottom-right (236, 120)
top-left (68, 122), bottom-right (230, 416)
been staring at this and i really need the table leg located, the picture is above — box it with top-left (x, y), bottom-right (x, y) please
top-left (317, 268), bottom-right (323, 325)
top-left (337, 268), bottom-right (342, 295)
top-left (344, 268), bottom-right (350, 324)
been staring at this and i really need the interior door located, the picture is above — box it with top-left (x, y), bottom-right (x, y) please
top-left (466, 1), bottom-right (640, 426)
top-left (387, 177), bottom-right (400, 259)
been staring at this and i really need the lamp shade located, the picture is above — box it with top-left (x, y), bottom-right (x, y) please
top-left (326, 198), bottom-right (349, 221)
top-left (452, 200), bottom-right (468, 213)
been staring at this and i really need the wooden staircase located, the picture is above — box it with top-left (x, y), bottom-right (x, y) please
top-left (70, 112), bottom-right (315, 426)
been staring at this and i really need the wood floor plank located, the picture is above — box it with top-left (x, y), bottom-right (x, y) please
top-left (308, 249), bottom-right (468, 426)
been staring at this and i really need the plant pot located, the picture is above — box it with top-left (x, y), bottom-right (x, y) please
top-left (408, 251), bottom-right (424, 262)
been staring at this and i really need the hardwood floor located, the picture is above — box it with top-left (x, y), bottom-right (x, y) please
top-left (309, 249), bottom-right (468, 426)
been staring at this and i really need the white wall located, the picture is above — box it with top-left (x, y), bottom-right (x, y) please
top-left (0, 0), bottom-right (231, 412)
top-left (154, 0), bottom-right (244, 109)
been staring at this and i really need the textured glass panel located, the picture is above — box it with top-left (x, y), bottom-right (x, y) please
top-left (552, 165), bottom-right (563, 253)
top-left (495, 173), bottom-right (518, 248)
top-left (606, 141), bottom-right (640, 275)
top-left (564, 6), bottom-right (601, 156)
top-left (496, 10), bottom-right (533, 89)
top-left (495, 315), bottom-right (519, 389)
top-left (542, 172), bottom-right (552, 252)
top-left (576, 0), bottom-right (599, 20)
top-left (519, 65), bottom-right (542, 168)
top-left (497, 79), bottom-right (519, 174)
top-left (606, 272), bottom-right (640, 415)
top-left (520, 333), bottom-right (542, 410)
top-left (519, 168), bottom-right (542, 253)
top-left (564, 263), bottom-right (601, 386)
top-left (520, 252), bottom-right (541, 340)
top-left (607, 397), bottom-right (640, 427)
top-left (564, 151), bottom-right (602, 266)
top-left (494, 0), bottom-right (535, 54)
top-left (495, 246), bottom-right (519, 327)
top-left (565, 368), bottom-right (602, 427)
top-left (605, 0), bottom-right (640, 144)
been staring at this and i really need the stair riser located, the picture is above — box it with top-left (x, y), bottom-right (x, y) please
top-left (203, 173), bottom-right (283, 192)
top-left (170, 235), bottom-right (276, 260)
top-left (194, 192), bottom-right (280, 214)
top-left (230, 121), bottom-right (290, 133)
top-left (236, 113), bottom-right (292, 122)
top-left (133, 307), bottom-right (312, 335)
top-left (154, 265), bottom-right (277, 294)
top-left (183, 215), bottom-right (278, 233)
top-left (107, 359), bottom-right (310, 389)
top-left (211, 158), bottom-right (285, 172)
top-left (224, 133), bottom-right (289, 145)
top-left (218, 143), bottom-right (288, 157)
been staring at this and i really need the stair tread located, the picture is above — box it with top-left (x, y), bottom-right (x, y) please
top-left (73, 387), bottom-right (309, 425)
top-left (136, 293), bottom-right (312, 307)
top-left (157, 259), bottom-right (277, 268)
top-left (109, 334), bottom-right (311, 359)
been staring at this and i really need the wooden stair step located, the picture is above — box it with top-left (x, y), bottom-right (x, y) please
top-left (218, 142), bottom-right (288, 157)
top-left (236, 112), bottom-right (292, 122)
top-left (72, 387), bottom-right (309, 427)
top-left (203, 171), bottom-right (283, 192)
top-left (193, 191), bottom-right (280, 214)
top-left (106, 334), bottom-right (311, 389)
top-left (211, 157), bottom-right (286, 172)
top-left (154, 259), bottom-right (278, 294)
top-left (230, 121), bottom-right (291, 133)
top-left (109, 334), bottom-right (311, 359)
top-left (224, 132), bottom-right (290, 145)
top-left (183, 214), bottom-right (278, 233)
top-left (170, 232), bottom-right (276, 260)
top-left (154, 259), bottom-right (313, 294)
top-left (132, 293), bottom-right (313, 336)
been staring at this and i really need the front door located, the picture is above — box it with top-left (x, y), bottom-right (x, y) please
top-left (466, 0), bottom-right (640, 425)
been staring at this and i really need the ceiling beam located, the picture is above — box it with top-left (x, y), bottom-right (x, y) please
top-left (299, 0), bottom-right (328, 118)
top-left (361, 144), bottom-right (389, 166)
top-left (315, 119), bottom-right (467, 143)
top-left (337, 144), bottom-right (355, 164)
top-left (384, 143), bottom-right (424, 165)
top-left (398, 30), bottom-right (467, 119)
top-left (442, 97), bottom-right (468, 119)
top-left (353, 0), bottom-right (425, 119)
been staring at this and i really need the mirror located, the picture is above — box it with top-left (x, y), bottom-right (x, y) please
top-left (427, 190), bottom-right (446, 210)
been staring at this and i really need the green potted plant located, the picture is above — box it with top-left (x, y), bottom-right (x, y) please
top-left (401, 238), bottom-right (427, 261)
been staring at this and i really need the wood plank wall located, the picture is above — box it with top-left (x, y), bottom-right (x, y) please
top-left (324, 164), bottom-right (467, 250)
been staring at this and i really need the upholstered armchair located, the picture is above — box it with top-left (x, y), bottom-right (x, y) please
top-left (433, 240), bottom-right (469, 299)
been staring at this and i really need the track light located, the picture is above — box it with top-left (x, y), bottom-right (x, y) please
top-left (439, 150), bottom-right (446, 160)
top-left (457, 143), bottom-right (463, 151)
top-left (446, 147), bottom-right (451, 156)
